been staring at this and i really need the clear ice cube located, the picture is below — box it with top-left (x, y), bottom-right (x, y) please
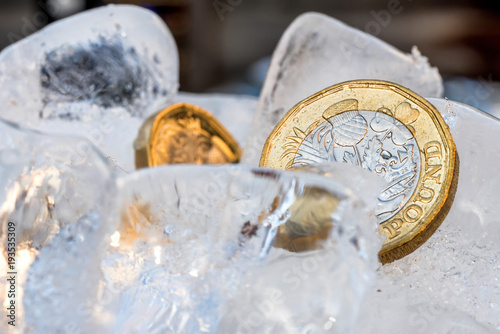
top-left (0, 120), bottom-right (113, 333)
top-left (22, 165), bottom-right (381, 333)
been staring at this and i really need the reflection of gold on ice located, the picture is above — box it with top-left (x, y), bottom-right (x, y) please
top-left (118, 198), bottom-right (172, 247)
top-left (272, 187), bottom-right (340, 253)
top-left (119, 198), bottom-right (153, 245)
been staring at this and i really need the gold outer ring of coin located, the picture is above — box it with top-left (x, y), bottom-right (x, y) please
top-left (134, 103), bottom-right (241, 169)
top-left (260, 80), bottom-right (459, 264)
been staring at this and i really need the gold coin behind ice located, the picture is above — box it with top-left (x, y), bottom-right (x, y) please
top-left (134, 103), bottom-right (241, 169)
top-left (260, 80), bottom-right (458, 263)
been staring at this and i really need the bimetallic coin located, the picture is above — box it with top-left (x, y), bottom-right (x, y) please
top-left (260, 80), bottom-right (458, 263)
top-left (134, 103), bottom-right (241, 169)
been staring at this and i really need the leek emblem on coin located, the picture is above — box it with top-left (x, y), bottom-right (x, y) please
top-left (260, 80), bottom-right (458, 263)
top-left (135, 103), bottom-right (241, 169)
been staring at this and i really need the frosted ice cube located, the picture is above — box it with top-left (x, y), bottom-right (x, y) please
top-left (242, 12), bottom-right (443, 165)
top-left (0, 5), bottom-right (178, 126)
top-left (354, 99), bottom-right (500, 332)
top-left (0, 5), bottom-right (180, 173)
top-left (0, 120), bottom-right (113, 333)
top-left (23, 165), bottom-right (381, 333)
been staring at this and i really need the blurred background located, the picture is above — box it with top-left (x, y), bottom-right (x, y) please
top-left (1, 0), bottom-right (500, 114)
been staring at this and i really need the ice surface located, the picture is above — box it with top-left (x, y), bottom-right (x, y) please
top-left (354, 99), bottom-right (500, 333)
top-left (0, 120), bottom-right (113, 333)
top-left (22, 165), bottom-right (381, 333)
top-left (242, 12), bottom-right (443, 165)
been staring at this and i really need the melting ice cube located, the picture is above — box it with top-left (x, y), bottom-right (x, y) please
top-left (23, 165), bottom-right (381, 333)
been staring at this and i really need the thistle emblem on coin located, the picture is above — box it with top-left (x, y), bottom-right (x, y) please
top-left (284, 99), bottom-right (421, 222)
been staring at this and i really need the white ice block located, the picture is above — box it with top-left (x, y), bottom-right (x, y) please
top-left (242, 12), bottom-right (444, 166)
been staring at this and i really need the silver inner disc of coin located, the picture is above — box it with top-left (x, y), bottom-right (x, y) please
top-left (292, 110), bottom-right (420, 222)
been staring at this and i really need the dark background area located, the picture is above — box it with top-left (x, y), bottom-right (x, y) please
top-left (1, 0), bottom-right (500, 98)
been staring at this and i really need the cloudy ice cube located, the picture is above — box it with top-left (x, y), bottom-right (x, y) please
top-left (242, 12), bottom-right (443, 165)
top-left (354, 99), bottom-right (500, 332)
top-left (0, 5), bottom-right (179, 173)
top-left (0, 5), bottom-right (178, 125)
top-left (0, 4), bottom-right (259, 172)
